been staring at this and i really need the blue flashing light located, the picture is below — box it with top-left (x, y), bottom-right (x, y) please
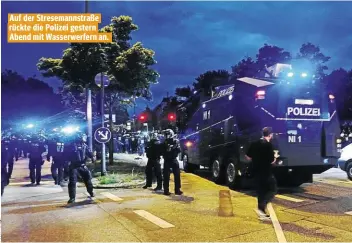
top-left (287, 72), bottom-right (294, 77)
top-left (26, 124), bottom-right (34, 128)
top-left (61, 126), bottom-right (79, 134)
top-left (301, 72), bottom-right (308, 77)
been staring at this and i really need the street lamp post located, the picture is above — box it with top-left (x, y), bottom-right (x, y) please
top-left (85, 0), bottom-right (93, 152)
top-left (100, 74), bottom-right (106, 176)
top-left (95, 73), bottom-right (110, 176)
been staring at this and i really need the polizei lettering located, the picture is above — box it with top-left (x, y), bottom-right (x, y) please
top-left (214, 86), bottom-right (234, 99)
top-left (287, 107), bottom-right (321, 117)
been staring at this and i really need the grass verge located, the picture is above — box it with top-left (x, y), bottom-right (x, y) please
top-left (87, 160), bottom-right (145, 186)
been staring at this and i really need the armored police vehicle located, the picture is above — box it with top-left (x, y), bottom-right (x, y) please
top-left (178, 63), bottom-right (341, 187)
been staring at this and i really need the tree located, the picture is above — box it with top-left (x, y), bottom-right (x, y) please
top-left (193, 70), bottom-right (230, 97)
top-left (325, 68), bottom-right (352, 120)
top-left (256, 44), bottom-right (291, 72)
top-left (37, 15), bottom-right (159, 165)
top-left (1, 70), bottom-right (64, 127)
top-left (113, 104), bottom-right (130, 125)
top-left (297, 42), bottom-right (331, 81)
top-left (175, 86), bottom-right (192, 99)
top-left (231, 57), bottom-right (259, 80)
top-left (231, 44), bottom-right (291, 81)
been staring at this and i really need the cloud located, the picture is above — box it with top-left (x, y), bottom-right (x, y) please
top-left (2, 1), bottom-right (352, 112)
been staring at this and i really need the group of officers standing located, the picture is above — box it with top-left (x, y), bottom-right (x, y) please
top-left (143, 129), bottom-right (183, 195)
top-left (1, 133), bottom-right (95, 204)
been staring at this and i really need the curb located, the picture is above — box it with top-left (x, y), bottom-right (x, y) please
top-left (93, 181), bottom-right (145, 189)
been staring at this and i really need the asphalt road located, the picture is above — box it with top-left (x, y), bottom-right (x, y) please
top-left (1, 158), bottom-right (352, 242)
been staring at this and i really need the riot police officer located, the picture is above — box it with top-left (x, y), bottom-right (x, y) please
top-left (2, 139), bottom-right (13, 195)
top-left (47, 135), bottom-right (65, 185)
top-left (11, 136), bottom-right (20, 161)
top-left (161, 129), bottom-right (183, 196)
top-left (143, 133), bottom-right (162, 191)
top-left (28, 136), bottom-right (46, 185)
top-left (3, 138), bottom-right (15, 185)
top-left (66, 134), bottom-right (95, 204)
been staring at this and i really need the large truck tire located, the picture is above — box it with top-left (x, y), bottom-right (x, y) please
top-left (211, 157), bottom-right (226, 184)
top-left (225, 159), bottom-right (242, 189)
top-left (346, 161), bottom-right (352, 181)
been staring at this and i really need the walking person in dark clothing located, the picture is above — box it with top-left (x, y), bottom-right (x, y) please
top-left (143, 133), bottom-right (163, 191)
top-left (2, 139), bottom-right (11, 196)
top-left (66, 134), bottom-right (95, 204)
top-left (28, 137), bottom-right (46, 185)
top-left (161, 129), bottom-right (183, 196)
top-left (3, 139), bottom-right (15, 185)
top-left (47, 136), bottom-right (66, 185)
top-left (246, 127), bottom-right (278, 221)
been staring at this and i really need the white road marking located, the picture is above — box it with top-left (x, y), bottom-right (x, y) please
top-left (345, 211), bottom-right (352, 215)
top-left (267, 203), bottom-right (287, 243)
top-left (276, 194), bottom-right (304, 203)
top-left (133, 210), bottom-right (175, 229)
top-left (9, 181), bottom-right (53, 186)
top-left (100, 192), bottom-right (123, 201)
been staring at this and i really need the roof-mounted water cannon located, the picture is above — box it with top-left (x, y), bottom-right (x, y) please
top-left (265, 63), bottom-right (293, 78)
top-left (265, 62), bottom-right (313, 81)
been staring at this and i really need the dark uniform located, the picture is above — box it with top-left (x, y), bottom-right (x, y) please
top-left (23, 138), bottom-right (30, 158)
top-left (66, 139), bottom-right (95, 203)
top-left (161, 130), bottom-right (183, 196)
top-left (28, 139), bottom-right (46, 185)
top-left (2, 139), bottom-right (16, 185)
top-left (17, 137), bottom-right (24, 158)
top-left (11, 137), bottom-right (20, 161)
top-left (246, 129), bottom-right (277, 216)
top-left (143, 135), bottom-right (162, 190)
top-left (47, 139), bottom-right (65, 185)
top-left (2, 140), bottom-right (13, 195)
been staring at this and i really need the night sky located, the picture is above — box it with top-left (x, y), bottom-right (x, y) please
top-left (2, 1), bottom-right (352, 115)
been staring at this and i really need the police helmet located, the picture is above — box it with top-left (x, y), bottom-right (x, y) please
top-left (164, 129), bottom-right (174, 139)
top-left (73, 133), bottom-right (87, 143)
top-left (150, 132), bottom-right (159, 141)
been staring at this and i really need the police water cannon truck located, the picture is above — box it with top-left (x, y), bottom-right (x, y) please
top-left (178, 63), bottom-right (341, 188)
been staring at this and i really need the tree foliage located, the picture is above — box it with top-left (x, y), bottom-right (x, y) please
top-left (231, 57), bottom-right (259, 80)
top-left (175, 86), bottom-right (192, 99)
top-left (297, 42), bottom-right (331, 81)
top-left (37, 15), bottom-right (159, 109)
top-left (193, 70), bottom-right (230, 96)
top-left (256, 44), bottom-right (292, 72)
top-left (1, 70), bottom-right (64, 124)
top-left (325, 68), bottom-right (352, 120)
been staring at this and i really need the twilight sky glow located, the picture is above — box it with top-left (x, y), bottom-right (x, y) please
top-left (2, 1), bottom-right (352, 114)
